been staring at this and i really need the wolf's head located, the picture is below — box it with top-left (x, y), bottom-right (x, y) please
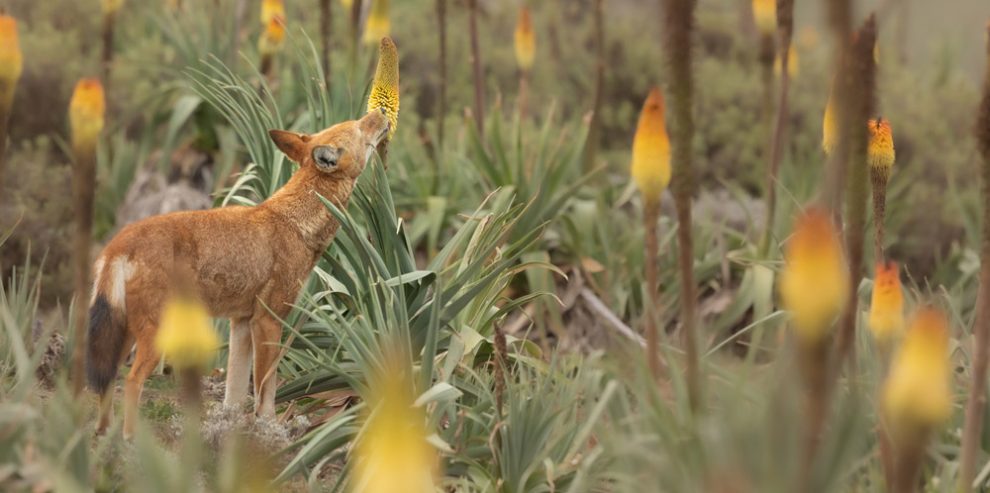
top-left (268, 109), bottom-right (390, 180)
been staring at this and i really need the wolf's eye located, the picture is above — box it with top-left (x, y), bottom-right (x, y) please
top-left (312, 146), bottom-right (341, 170)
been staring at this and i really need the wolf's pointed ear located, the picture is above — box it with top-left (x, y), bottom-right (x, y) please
top-left (268, 130), bottom-right (311, 163)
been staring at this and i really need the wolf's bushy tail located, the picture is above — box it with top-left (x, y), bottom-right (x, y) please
top-left (86, 293), bottom-right (127, 395)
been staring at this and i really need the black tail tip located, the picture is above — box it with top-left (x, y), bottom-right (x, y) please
top-left (86, 295), bottom-right (121, 395)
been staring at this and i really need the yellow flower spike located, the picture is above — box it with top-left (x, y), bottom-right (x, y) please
top-left (69, 79), bottom-right (106, 152)
top-left (260, 0), bottom-right (285, 26)
top-left (258, 15), bottom-right (287, 56)
top-left (0, 15), bottom-right (23, 105)
top-left (883, 307), bottom-right (952, 438)
top-left (868, 118), bottom-right (895, 181)
top-left (822, 90), bottom-right (836, 155)
top-left (514, 6), bottom-right (536, 72)
top-left (779, 208), bottom-right (850, 344)
top-left (367, 37), bottom-right (400, 140)
top-left (752, 0), bottom-right (776, 36)
top-left (341, 0), bottom-right (354, 10)
top-left (352, 370), bottom-right (436, 493)
top-left (154, 297), bottom-right (220, 370)
top-left (363, 0), bottom-right (391, 45)
top-left (773, 45), bottom-right (799, 78)
top-left (868, 261), bottom-right (905, 345)
top-left (630, 87), bottom-right (671, 204)
top-left (101, 0), bottom-right (125, 15)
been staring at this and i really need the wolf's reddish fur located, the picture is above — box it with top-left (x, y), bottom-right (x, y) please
top-left (87, 110), bottom-right (390, 438)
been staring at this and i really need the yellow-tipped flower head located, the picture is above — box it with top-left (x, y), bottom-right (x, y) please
top-left (630, 87), bottom-right (671, 203)
top-left (0, 15), bottom-right (23, 106)
top-left (154, 297), bottom-right (220, 370)
top-left (352, 365), bottom-right (436, 493)
top-left (868, 262), bottom-right (905, 345)
top-left (260, 0), bottom-right (285, 25)
top-left (69, 79), bottom-right (106, 152)
top-left (363, 0), bottom-right (391, 45)
top-left (514, 6), bottom-right (536, 72)
top-left (101, 0), bottom-right (125, 15)
top-left (752, 0), bottom-right (776, 35)
top-left (258, 15), bottom-right (286, 56)
top-left (341, 0), bottom-right (354, 9)
top-left (779, 208), bottom-right (850, 344)
top-left (883, 307), bottom-right (952, 438)
top-left (367, 37), bottom-right (400, 140)
top-left (822, 91), bottom-right (836, 155)
top-left (868, 118), bottom-right (895, 180)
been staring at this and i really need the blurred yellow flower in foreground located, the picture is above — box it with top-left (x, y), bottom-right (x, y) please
top-left (868, 262), bottom-right (904, 345)
top-left (752, 0), bottom-right (776, 35)
top-left (883, 307), bottom-right (952, 437)
top-left (868, 118), bottom-right (895, 181)
top-left (363, 0), bottom-right (391, 45)
top-left (779, 208), bottom-right (849, 344)
top-left (367, 37), bottom-right (400, 140)
top-left (341, 0), bottom-right (354, 10)
top-left (0, 15), bottom-right (23, 104)
top-left (258, 15), bottom-right (286, 56)
top-left (260, 0), bottom-right (285, 25)
top-left (630, 87), bottom-right (671, 204)
top-left (822, 91), bottom-right (836, 155)
top-left (154, 297), bottom-right (219, 370)
top-left (352, 373), bottom-right (436, 493)
top-left (69, 78), bottom-right (106, 151)
top-left (514, 6), bottom-right (536, 72)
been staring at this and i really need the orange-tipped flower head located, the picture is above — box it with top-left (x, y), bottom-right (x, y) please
top-left (514, 6), bottom-right (536, 72)
top-left (0, 16), bottom-right (23, 106)
top-left (868, 118), bottom-right (895, 180)
top-left (260, 0), bottom-right (285, 25)
top-left (258, 15), bottom-right (286, 56)
top-left (352, 356), bottom-right (436, 493)
top-left (154, 297), bottom-right (220, 370)
top-left (868, 262), bottom-right (905, 345)
top-left (367, 37), bottom-right (400, 140)
top-left (363, 0), bottom-right (391, 45)
top-left (883, 307), bottom-right (952, 438)
top-left (779, 208), bottom-right (850, 344)
top-left (822, 91), bottom-right (836, 155)
top-left (630, 87), bottom-right (671, 203)
top-left (69, 79), bottom-right (106, 152)
top-left (101, 0), bottom-right (125, 15)
top-left (752, 0), bottom-right (776, 35)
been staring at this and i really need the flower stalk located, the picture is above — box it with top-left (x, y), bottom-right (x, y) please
top-left (758, 0), bottom-right (794, 256)
top-left (69, 79), bottom-right (106, 396)
top-left (959, 21), bottom-right (990, 492)
top-left (436, 0), bottom-right (447, 151)
top-left (514, 6), bottom-right (535, 121)
top-left (258, 2), bottom-right (286, 83)
top-left (363, 0), bottom-right (390, 45)
top-left (467, 0), bottom-right (485, 134)
top-left (632, 87), bottom-right (672, 380)
top-left (660, 0), bottom-right (701, 412)
top-left (582, 0), bottom-right (605, 172)
top-left (101, 0), bottom-right (123, 89)
top-left (835, 14), bottom-right (878, 366)
top-left (0, 14), bottom-right (23, 192)
top-left (320, 0), bottom-right (333, 89)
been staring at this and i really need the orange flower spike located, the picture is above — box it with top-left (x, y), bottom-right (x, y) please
top-left (883, 307), bottom-right (952, 437)
top-left (260, 0), bottom-right (285, 25)
top-left (630, 87), bottom-right (671, 204)
top-left (258, 15), bottom-right (286, 56)
top-left (514, 6), bottom-right (536, 72)
top-left (868, 262), bottom-right (905, 344)
top-left (751, 0), bottom-right (776, 35)
top-left (0, 15), bottom-right (23, 105)
top-left (69, 79), bottom-right (106, 152)
top-left (101, 0), bottom-right (125, 15)
top-left (868, 118), bottom-right (895, 181)
top-left (779, 208), bottom-right (850, 344)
